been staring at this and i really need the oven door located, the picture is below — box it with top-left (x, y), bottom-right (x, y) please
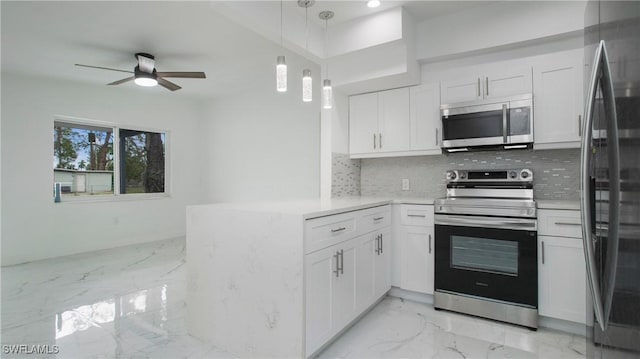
top-left (435, 214), bottom-right (538, 307)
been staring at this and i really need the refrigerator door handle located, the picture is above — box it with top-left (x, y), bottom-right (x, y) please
top-left (580, 40), bottom-right (621, 332)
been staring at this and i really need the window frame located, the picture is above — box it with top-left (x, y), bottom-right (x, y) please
top-left (53, 115), bottom-right (171, 203)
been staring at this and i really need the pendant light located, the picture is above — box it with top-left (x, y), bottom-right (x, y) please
top-left (319, 10), bottom-right (334, 109)
top-left (298, 0), bottom-right (315, 102)
top-left (276, 0), bottom-right (287, 92)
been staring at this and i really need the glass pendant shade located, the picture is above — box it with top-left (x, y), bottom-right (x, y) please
top-left (276, 56), bottom-right (287, 92)
top-left (322, 79), bottom-right (333, 109)
top-left (302, 69), bottom-right (312, 102)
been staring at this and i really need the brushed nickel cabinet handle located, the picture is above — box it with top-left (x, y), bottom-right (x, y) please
top-left (541, 241), bottom-right (545, 264)
top-left (334, 252), bottom-right (340, 277)
top-left (435, 128), bottom-right (439, 146)
top-left (375, 234), bottom-right (380, 255)
top-left (407, 214), bottom-right (426, 218)
top-left (428, 234), bottom-right (432, 254)
top-left (373, 216), bottom-right (384, 221)
top-left (331, 227), bottom-right (346, 233)
top-left (379, 133), bottom-right (382, 149)
top-left (380, 234), bottom-right (383, 254)
top-left (477, 78), bottom-right (481, 97)
top-left (554, 222), bottom-right (581, 226)
top-left (578, 115), bottom-right (582, 137)
top-left (485, 77), bottom-right (489, 96)
top-left (373, 133), bottom-right (376, 149)
top-left (339, 249), bottom-right (344, 274)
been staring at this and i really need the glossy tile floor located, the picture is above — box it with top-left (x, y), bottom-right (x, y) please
top-left (2, 238), bottom-right (587, 358)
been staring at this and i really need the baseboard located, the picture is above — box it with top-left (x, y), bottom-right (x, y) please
top-left (539, 316), bottom-right (592, 337)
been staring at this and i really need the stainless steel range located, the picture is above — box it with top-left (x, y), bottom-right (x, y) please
top-left (434, 168), bottom-right (538, 329)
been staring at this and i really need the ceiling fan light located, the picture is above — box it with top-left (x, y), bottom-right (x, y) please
top-left (134, 77), bottom-right (158, 87)
top-left (134, 68), bottom-right (158, 87)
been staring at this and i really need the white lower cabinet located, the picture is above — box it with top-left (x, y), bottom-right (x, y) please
top-left (400, 226), bottom-right (434, 294)
top-left (538, 236), bottom-right (588, 324)
top-left (394, 204), bottom-right (435, 295)
top-left (305, 206), bottom-right (391, 357)
top-left (305, 238), bottom-right (358, 356)
top-left (537, 208), bottom-right (592, 326)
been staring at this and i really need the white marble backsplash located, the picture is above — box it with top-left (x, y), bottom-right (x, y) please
top-left (338, 149), bottom-right (580, 200)
top-left (332, 153), bottom-right (361, 197)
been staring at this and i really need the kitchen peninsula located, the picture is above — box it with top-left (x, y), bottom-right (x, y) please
top-left (186, 197), bottom-right (407, 358)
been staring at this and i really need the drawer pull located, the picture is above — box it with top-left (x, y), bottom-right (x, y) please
top-left (331, 227), bottom-right (346, 233)
top-left (334, 252), bottom-right (340, 277)
top-left (407, 214), bottom-right (426, 218)
top-left (554, 222), bottom-right (581, 226)
top-left (373, 216), bottom-right (385, 221)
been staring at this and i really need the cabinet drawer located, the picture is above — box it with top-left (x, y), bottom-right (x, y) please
top-left (358, 206), bottom-right (391, 234)
top-left (538, 209), bottom-right (582, 238)
top-left (400, 204), bottom-right (434, 226)
top-left (305, 212), bottom-right (358, 254)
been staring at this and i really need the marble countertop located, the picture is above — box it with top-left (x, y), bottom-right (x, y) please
top-left (189, 197), bottom-right (437, 220)
top-left (536, 200), bottom-right (580, 210)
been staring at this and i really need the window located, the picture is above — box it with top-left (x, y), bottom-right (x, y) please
top-left (53, 119), bottom-right (167, 200)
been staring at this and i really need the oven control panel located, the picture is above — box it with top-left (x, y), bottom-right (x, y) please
top-left (446, 169), bottom-right (533, 182)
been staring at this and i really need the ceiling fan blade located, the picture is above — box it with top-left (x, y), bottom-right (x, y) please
top-left (157, 77), bottom-right (182, 91)
top-left (75, 64), bottom-right (133, 74)
top-left (156, 72), bottom-right (206, 79)
top-left (107, 77), bottom-right (135, 86)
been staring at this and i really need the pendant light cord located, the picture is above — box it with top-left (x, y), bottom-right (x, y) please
top-left (305, 7), bottom-right (309, 51)
top-left (280, 0), bottom-right (283, 48)
top-left (325, 18), bottom-right (329, 78)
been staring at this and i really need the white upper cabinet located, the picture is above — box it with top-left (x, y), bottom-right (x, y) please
top-left (532, 49), bottom-right (584, 149)
top-left (378, 88), bottom-right (411, 153)
top-left (440, 77), bottom-right (483, 104)
top-left (410, 83), bottom-right (442, 154)
top-left (484, 66), bottom-right (533, 99)
top-left (440, 66), bottom-right (532, 104)
top-left (349, 88), bottom-right (410, 157)
top-left (349, 85), bottom-right (441, 158)
top-left (349, 92), bottom-right (380, 155)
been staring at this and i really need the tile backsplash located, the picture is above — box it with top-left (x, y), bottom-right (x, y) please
top-left (333, 149), bottom-right (581, 200)
top-left (332, 153), bottom-right (361, 197)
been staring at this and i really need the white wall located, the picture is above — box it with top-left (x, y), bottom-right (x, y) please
top-left (1, 73), bottom-right (204, 265)
top-left (200, 61), bottom-right (321, 203)
top-left (416, 1), bottom-right (587, 62)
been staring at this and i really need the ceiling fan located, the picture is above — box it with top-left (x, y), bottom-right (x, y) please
top-left (75, 53), bottom-right (206, 91)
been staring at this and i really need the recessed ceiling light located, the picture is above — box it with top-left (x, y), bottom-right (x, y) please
top-left (367, 0), bottom-right (381, 8)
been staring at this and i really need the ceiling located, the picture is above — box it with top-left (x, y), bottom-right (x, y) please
top-left (1, 1), bottom-right (494, 100)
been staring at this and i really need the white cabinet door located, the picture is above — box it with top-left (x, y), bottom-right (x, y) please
top-left (484, 67), bottom-right (533, 99)
top-left (533, 52), bottom-right (583, 149)
top-left (332, 240), bottom-right (358, 331)
top-left (410, 83), bottom-right (442, 153)
top-left (378, 88), bottom-right (411, 153)
top-left (305, 245), bottom-right (336, 354)
top-left (349, 92), bottom-right (379, 155)
top-left (440, 76), bottom-right (482, 104)
top-left (356, 233), bottom-right (376, 311)
top-left (374, 228), bottom-right (392, 298)
top-left (538, 235), bottom-right (589, 324)
top-left (305, 238), bottom-right (359, 356)
top-left (400, 226), bottom-right (434, 295)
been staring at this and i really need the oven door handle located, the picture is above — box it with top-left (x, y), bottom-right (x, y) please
top-left (435, 214), bottom-right (537, 231)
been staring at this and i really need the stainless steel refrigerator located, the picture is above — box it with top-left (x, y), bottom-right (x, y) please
top-left (582, 1), bottom-right (640, 357)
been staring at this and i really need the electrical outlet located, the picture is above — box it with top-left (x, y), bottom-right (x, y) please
top-left (402, 179), bottom-right (410, 191)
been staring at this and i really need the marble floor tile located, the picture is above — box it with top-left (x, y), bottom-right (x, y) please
top-left (2, 237), bottom-right (590, 358)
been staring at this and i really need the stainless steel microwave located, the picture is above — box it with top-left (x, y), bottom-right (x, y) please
top-left (440, 94), bottom-right (533, 152)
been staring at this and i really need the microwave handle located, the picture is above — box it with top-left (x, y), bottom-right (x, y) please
top-left (502, 104), bottom-right (508, 143)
